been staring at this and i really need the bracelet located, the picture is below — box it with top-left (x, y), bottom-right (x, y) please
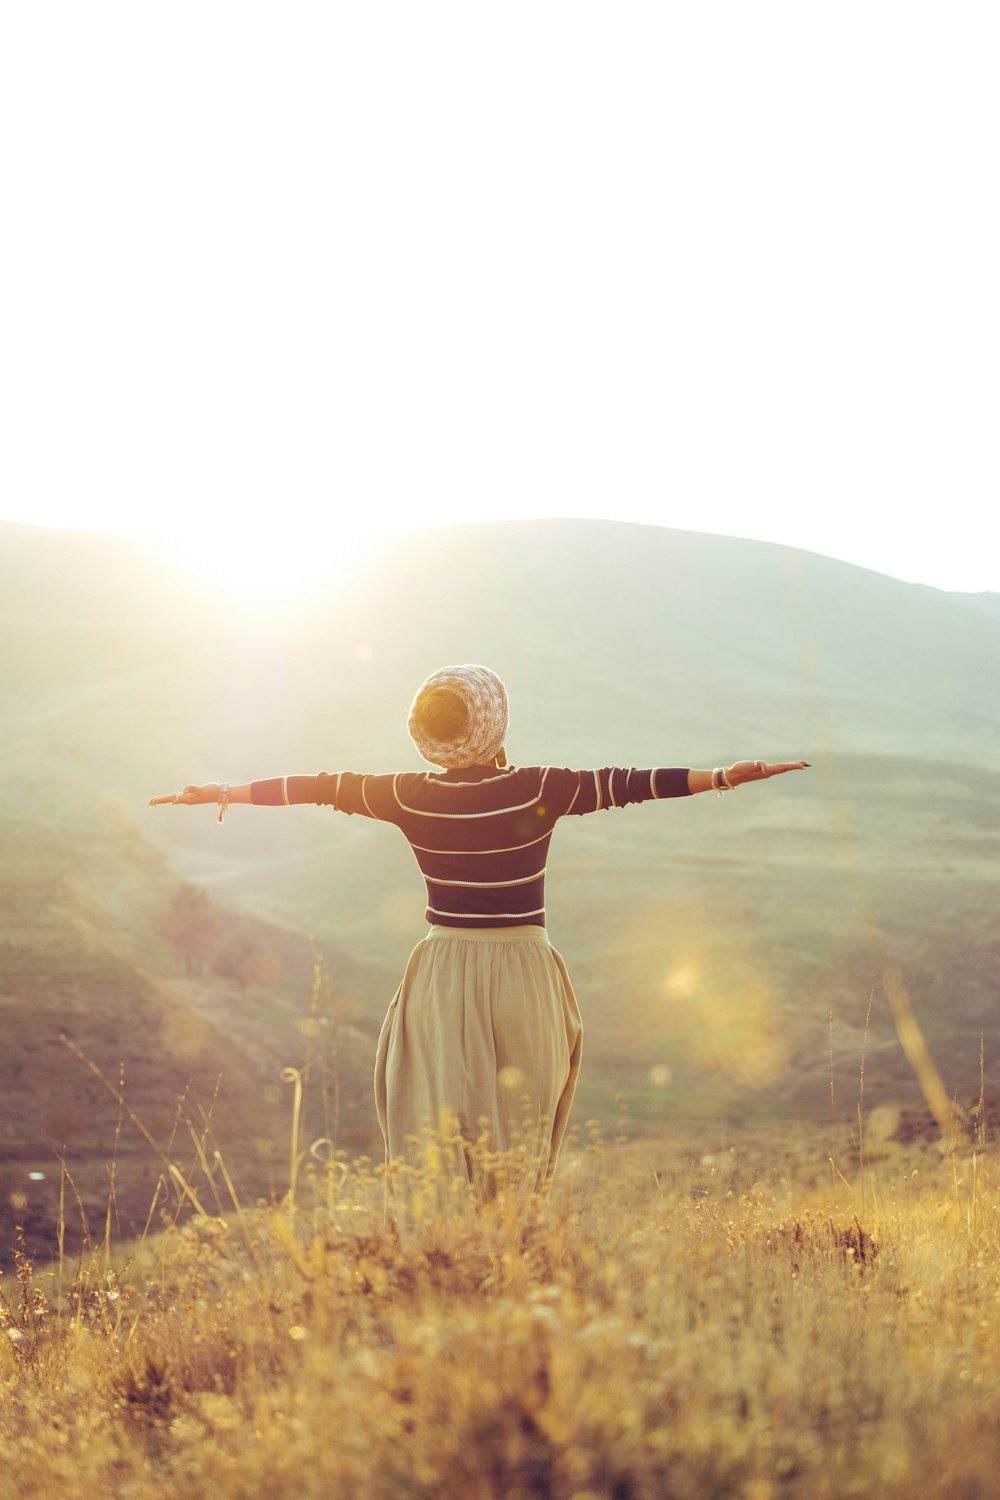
top-left (217, 782), bottom-right (231, 825)
top-left (712, 767), bottom-right (734, 796)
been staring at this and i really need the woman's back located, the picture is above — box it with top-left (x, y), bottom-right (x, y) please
top-left (251, 762), bottom-right (691, 929)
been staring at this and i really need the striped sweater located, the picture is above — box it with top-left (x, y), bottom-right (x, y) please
top-left (251, 764), bottom-right (691, 930)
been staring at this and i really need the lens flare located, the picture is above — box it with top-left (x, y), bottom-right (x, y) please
top-left (663, 962), bottom-right (700, 1001)
top-left (657, 952), bottom-right (788, 1088)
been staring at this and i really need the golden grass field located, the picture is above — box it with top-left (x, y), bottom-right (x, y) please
top-left (2, 1085), bottom-right (998, 1500)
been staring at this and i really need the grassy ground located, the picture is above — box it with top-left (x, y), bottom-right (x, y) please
top-left (2, 1106), bottom-right (997, 1500)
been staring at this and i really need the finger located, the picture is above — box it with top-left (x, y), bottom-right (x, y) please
top-left (149, 794), bottom-right (177, 805)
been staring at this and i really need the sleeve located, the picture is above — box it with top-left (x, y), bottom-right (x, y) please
top-left (546, 766), bottom-right (691, 818)
top-left (250, 772), bottom-right (400, 822)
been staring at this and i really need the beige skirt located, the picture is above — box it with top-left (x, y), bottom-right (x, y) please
top-left (374, 924), bottom-right (583, 1190)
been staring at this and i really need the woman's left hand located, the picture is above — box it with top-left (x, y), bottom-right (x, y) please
top-left (726, 760), bottom-right (810, 786)
top-left (149, 783), bottom-right (221, 806)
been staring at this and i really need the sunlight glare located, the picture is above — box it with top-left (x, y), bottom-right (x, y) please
top-left (156, 517), bottom-right (373, 611)
top-left (658, 953), bottom-right (787, 1088)
top-left (662, 962), bottom-right (700, 1002)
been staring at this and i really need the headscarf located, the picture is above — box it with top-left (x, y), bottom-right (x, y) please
top-left (407, 664), bottom-right (509, 769)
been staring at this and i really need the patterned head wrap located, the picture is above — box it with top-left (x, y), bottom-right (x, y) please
top-left (407, 664), bottom-right (509, 769)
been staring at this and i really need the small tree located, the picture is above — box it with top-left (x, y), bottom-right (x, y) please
top-left (159, 883), bottom-right (221, 976)
top-left (213, 934), bottom-right (254, 990)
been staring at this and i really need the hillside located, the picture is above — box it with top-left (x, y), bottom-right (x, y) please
top-left (4, 518), bottom-right (999, 817)
top-left (2, 516), bottom-right (997, 1182)
top-left (0, 804), bottom-right (390, 1256)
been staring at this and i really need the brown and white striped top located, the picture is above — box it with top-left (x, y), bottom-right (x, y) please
top-left (251, 763), bottom-right (691, 929)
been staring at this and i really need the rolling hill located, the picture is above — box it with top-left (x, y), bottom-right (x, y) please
top-left (2, 515), bottom-right (997, 1243)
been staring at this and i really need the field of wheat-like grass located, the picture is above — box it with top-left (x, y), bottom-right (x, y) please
top-left (1, 1108), bottom-right (998, 1500)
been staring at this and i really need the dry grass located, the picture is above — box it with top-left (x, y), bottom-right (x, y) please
top-left (1, 1103), bottom-right (999, 1500)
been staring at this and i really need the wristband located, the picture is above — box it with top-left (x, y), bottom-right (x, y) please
top-left (712, 767), bottom-right (733, 796)
top-left (217, 782), bottom-right (231, 824)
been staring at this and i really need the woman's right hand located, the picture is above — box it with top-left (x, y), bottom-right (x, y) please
top-left (149, 783), bottom-right (221, 807)
top-left (726, 760), bottom-right (809, 787)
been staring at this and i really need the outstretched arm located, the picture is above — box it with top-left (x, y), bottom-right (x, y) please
top-left (149, 773), bottom-right (397, 821)
top-left (555, 760), bottom-right (809, 817)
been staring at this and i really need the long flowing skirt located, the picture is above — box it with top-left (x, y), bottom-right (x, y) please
top-left (374, 924), bottom-right (583, 1194)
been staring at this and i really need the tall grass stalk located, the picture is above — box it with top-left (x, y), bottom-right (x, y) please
top-left (282, 1065), bottom-right (304, 1214)
top-left (857, 987), bottom-right (873, 1223)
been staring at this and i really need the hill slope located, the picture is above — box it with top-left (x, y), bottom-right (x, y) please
top-left (0, 805), bottom-right (390, 1256)
top-left (2, 517), bottom-right (997, 1157)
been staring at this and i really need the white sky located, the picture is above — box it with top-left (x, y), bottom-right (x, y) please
top-left (2, 4), bottom-right (998, 597)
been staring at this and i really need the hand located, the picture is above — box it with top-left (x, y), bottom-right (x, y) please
top-left (149, 783), bottom-right (221, 807)
top-left (726, 760), bottom-right (810, 787)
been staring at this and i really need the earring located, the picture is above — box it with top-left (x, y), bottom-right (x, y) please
top-left (495, 746), bottom-right (508, 769)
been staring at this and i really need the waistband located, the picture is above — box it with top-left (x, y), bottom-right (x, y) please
top-left (425, 923), bottom-right (550, 945)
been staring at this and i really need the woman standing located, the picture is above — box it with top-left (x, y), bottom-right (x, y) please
top-left (151, 663), bottom-right (808, 1195)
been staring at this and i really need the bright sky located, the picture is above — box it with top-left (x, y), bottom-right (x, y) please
top-left (2, 4), bottom-right (998, 598)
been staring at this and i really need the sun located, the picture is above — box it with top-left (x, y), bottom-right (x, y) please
top-left (155, 517), bottom-right (373, 609)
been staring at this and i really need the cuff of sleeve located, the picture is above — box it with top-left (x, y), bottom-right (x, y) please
top-left (653, 768), bottom-right (692, 798)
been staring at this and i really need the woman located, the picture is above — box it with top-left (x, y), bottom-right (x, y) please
top-left (151, 663), bottom-right (808, 1196)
